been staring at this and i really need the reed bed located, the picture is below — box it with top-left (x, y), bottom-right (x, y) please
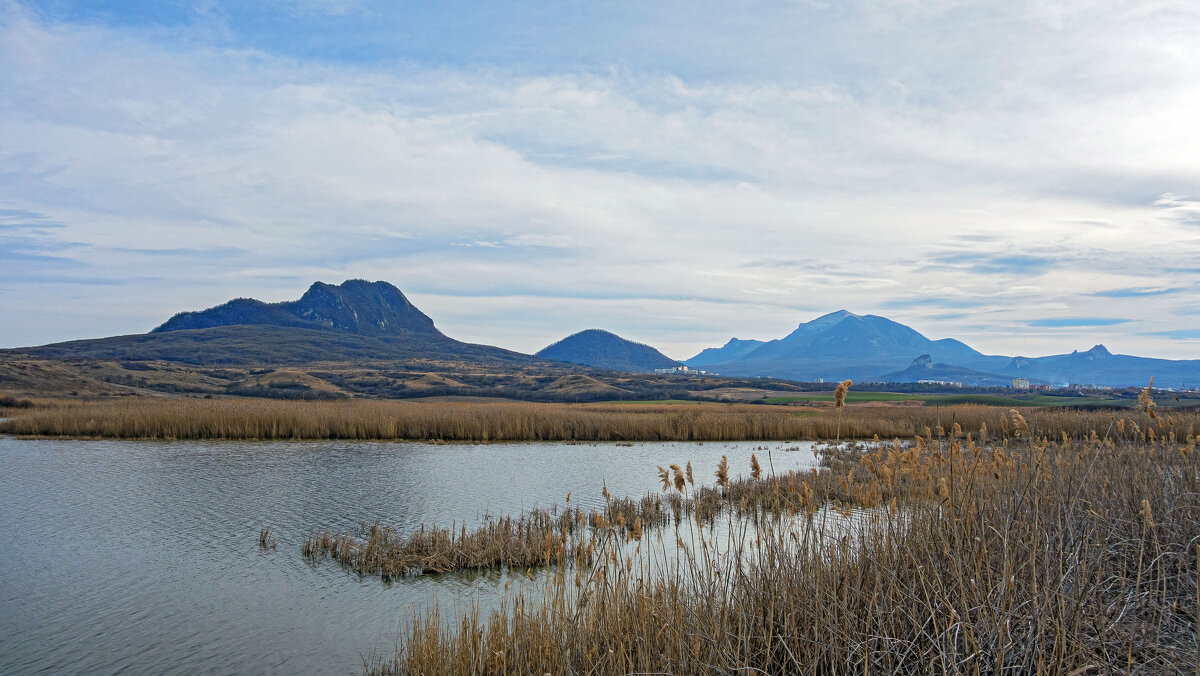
top-left (362, 409), bottom-right (1200, 674)
top-left (3, 396), bottom-right (1196, 441)
top-left (306, 511), bottom-right (588, 577)
top-left (304, 492), bottom-right (682, 578)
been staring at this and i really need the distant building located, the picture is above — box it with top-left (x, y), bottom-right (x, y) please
top-left (918, 379), bottom-right (963, 387)
top-left (654, 365), bottom-right (708, 375)
top-left (1012, 378), bottom-right (1030, 390)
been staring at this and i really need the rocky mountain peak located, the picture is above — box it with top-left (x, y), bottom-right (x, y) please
top-left (151, 280), bottom-right (442, 337)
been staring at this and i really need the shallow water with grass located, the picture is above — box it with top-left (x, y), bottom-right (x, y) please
top-left (0, 436), bottom-right (820, 675)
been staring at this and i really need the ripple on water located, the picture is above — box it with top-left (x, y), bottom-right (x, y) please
top-left (0, 437), bottom-right (822, 675)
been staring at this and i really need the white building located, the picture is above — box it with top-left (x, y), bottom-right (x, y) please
top-left (654, 365), bottom-right (708, 375)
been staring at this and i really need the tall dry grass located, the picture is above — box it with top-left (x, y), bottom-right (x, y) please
top-left (362, 409), bottom-right (1200, 675)
top-left (3, 397), bottom-right (1195, 442)
top-left (306, 510), bottom-right (588, 577)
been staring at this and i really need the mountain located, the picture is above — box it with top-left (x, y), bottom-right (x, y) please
top-left (881, 354), bottom-right (1012, 387)
top-left (686, 338), bottom-right (765, 366)
top-left (744, 311), bottom-right (982, 363)
top-left (9, 280), bottom-right (528, 367)
top-left (1, 280), bottom-right (814, 402)
top-left (536, 329), bottom-right (680, 373)
top-left (685, 311), bottom-right (985, 382)
top-left (686, 311), bottom-right (1200, 388)
top-left (999, 344), bottom-right (1199, 388)
top-left (153, 280), bottom-right (441, 336)
top-left (6, 283), bottom-right (1196, 389)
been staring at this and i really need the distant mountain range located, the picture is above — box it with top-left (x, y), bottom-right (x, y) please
top-left (3, 281), bottom-right (1196, 388)
top-left (683, 310), bottom-right (1200, 388)
top-left (535, 329), bottom-right (680, 372)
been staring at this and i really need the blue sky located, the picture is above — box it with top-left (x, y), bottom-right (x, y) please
top-left (2, 0), bottom-right (1200, 360)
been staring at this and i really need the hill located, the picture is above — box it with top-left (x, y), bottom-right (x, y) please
top-left (880, 355), bottom-right (1012, 387)
top-left (685, 338), bottom-right (765, 366)
top-left (10, 325), bottom-right (533, 367)
top-left (686, 311), bottom-right (1200, 388)
top-left (536, 329), bottom-right (681, 373)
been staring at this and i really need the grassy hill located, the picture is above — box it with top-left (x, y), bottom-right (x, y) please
top-left (536, 329), bottom-right (680, 372)
top-left (5, 324), bottom-right (533, 366)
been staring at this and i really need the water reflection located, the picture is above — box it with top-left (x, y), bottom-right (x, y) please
top-left (0, 437), bottom-right (820, 675)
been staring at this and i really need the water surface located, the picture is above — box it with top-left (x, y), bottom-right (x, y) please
top-left (0, 437), bottom-right (820, 675)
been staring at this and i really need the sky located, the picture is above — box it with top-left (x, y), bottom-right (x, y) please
top-left (1, 0), bottom-right (1199, 361)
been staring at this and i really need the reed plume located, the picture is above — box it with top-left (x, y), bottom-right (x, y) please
top-left (834, 378), bottom-right (852, 444)
top-left (750, 454), bottom-right (762, 480)
top-left (1139, 377), bottom-right (1158, 419)
top-left (1009, 409), bottom-right (1030, 438)
top-left (671, 465), bottom-right (687, 493)
top-left (834, 379), bottom-right (853, 409)
top-left (657, 466), bottom-right (671, 491)
top-left (715, 455), bottom-right (729, 490)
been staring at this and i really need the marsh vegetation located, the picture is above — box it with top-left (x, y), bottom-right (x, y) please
top-left (6, 388), bottom-right (1199, 673)
top-left (300, 406), bottom-right (1200, 674)
top-left (4, 396), bottom-right (1196, 442)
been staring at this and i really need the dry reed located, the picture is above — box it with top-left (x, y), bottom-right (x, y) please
top-left (304, 493), bottom-right (678, 578)
top-left (4, 397), bottom-right (1194, 442)
top-left (258, 527), bottom-right (277, 550)
top-left (364, 405), bottom-right (1200, 674)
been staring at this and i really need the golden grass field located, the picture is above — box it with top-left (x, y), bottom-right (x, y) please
top-left (3, 396), bottom-right (1194, 442)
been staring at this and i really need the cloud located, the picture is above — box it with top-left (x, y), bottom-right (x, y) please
top-left (1088, 287), bottom-right (1183, 298)
top-left (282, 0), bottom-right (369, 16)
top-left (0, 0), bottom-right (1199, 358)
top-left (111, 246), bottom-right (244, 258)
top-left (926, 253), bottom-right (1056, 276)
top-left (1146, 329), bottom-right (1200, 340)
top-left (0, 207), bottom-right (65, 230)
top-left (880, 297), bottom-right (986, 310)
top-left (0, 249), bottom-right (76, 265)
top-left (1027, 318), bottom-right (1132, 328)
top-left (1154, 194), bottom-right (1200, 226)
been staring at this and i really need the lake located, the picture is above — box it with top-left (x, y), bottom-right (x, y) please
top-left (0, 436), bottom-right (821, 675)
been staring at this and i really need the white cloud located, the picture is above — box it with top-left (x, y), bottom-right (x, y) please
top-left (0, 0), bottom-right (1198, 358)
